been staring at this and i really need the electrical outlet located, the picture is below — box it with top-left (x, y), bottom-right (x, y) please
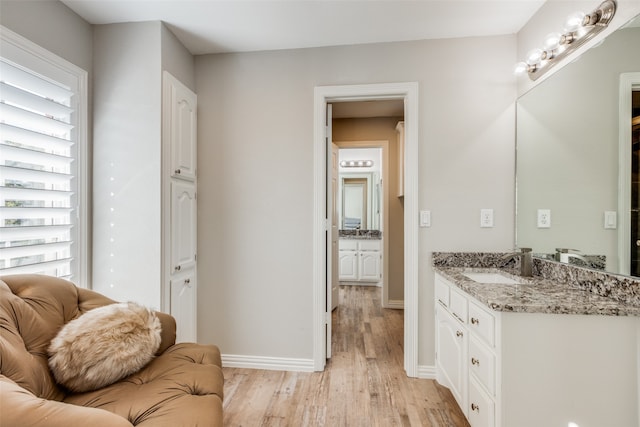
top-left (537, 209), bottom-right (551, 228)
top-left (480, 209), bottom-right (494, 228)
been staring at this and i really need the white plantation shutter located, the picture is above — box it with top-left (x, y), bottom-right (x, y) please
top-left (0, 27), bottom-right (88, 283)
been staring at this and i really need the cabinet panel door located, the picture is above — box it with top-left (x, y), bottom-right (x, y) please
top-left (166, 73), bottom-right (197, 181)
top-left (171, 181), bottom-right (197, 273)
top-left (436, 306), bottom-right (468, 413)
top-left (339, 251), bottom-right (358, 281)
top-left (170, 269), bottom-right (197, 343)
top-left (468, 376), bottom-right (495, 427)
top-left (359, 251), bottom-right (381, 282)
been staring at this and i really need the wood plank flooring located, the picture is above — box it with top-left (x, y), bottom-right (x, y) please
top-left (222, 285), bottom-right (470, 427)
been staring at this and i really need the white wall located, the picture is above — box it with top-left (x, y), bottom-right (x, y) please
top-left (195, 35), bottom-right (517, 366)
top-left (92, 22), bottom-right (163, 307)
top-left (0, 0), bottom-right (92, 72)
top-left (92, 21), bottom-right (195, 310)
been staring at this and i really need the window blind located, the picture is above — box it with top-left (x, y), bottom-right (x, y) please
top-left (0, 58), bottom-right (77, 279)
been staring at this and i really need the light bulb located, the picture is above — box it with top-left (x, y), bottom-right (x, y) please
top-left (513, 62), bottom-right (529, 75)
top-left (526, 48), bottom-right (544, 66)
top-left (543, 32), bottom-right (562, 51)
top-left (564, 11), bottom-right (586, 32)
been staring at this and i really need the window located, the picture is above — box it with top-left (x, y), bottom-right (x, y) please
top-left (0, 27), bottom-right (88, 284)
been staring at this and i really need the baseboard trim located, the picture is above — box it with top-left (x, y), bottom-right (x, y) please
top-left (387, 299), bottom-right (404, 309)
top-left (418, 364), bottom-right (437, 379)
top-left (222, 354), bottom-right (315, 372)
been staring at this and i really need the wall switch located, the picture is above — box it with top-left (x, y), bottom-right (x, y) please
top-left (420, 210), bottom-right (431, 227)
top-left (480, 209), bottom-right (494, 228)
top-left (604, 211), bottom-right (617, 229)
top-left (537, 209), bottom-right (551, 228)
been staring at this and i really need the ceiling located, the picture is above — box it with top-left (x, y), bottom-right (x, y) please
top-left (61, 0), bottom-right (546, 55)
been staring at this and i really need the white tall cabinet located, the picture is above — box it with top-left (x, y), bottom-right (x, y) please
top-left (164, 72), bottom-right (198, 343)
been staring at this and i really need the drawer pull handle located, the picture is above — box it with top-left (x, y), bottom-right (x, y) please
top-left (471, 403), bottom-right (480, 412)
top-left (471, 317), bottom-right (479, 325)
top-left (175, 168), bottom-right (181, 174)
top-left (471, 357), bottom-right (480, 366)
top-left (175, 265), bottom-right (181, 271)
top-left (456, 330), bottom-right (463, 337)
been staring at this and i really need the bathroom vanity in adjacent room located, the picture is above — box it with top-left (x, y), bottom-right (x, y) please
top-left (338, 233), bottom-right (382, 284)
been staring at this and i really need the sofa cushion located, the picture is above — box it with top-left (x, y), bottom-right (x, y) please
top-left (48, 302), bottom-right (162, 392)
top-left (65, 343), bottom-right (224, 427)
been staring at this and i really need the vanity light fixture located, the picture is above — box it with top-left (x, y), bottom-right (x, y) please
top-left (515, 0), bottom-right (616, 81)
top-left (340, 160), bottom-right (374, 168)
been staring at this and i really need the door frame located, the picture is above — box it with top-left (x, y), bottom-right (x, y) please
top-left (618, 72), bottom-right (640, 275)
top-left (313, 82), bottom-right (419, 376)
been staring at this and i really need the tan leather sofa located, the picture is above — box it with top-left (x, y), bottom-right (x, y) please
top-left (0, 274), bottom-right (224, 427)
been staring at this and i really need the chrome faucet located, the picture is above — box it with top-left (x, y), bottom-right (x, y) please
top-left (555, 248), bottom-right (589, 267)
top-left (500, 247), bottom-right (533, 277)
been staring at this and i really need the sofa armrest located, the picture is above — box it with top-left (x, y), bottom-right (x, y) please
top-left (155, 311), bottom-right (177, 354)
top-left (0, 376), bottom-right (133, 427)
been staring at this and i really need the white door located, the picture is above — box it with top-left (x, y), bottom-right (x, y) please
top-left (170, 269), bottom-right (197, 343)
top-left (338, 250), bottom-right (358, 281)
top-left (167, 75), bottom-right (197, 182)
top-left (331, 143), bottom-right (339, 309)
top-left (171, 181), bottom-right (197, 273)
top-left (325, 103), bottom-right (333, 358)
top-left (359, 251), bottom-right (381, 282)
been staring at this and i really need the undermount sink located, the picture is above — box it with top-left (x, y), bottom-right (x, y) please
top-left (462, 271), bottom-right (527, 285)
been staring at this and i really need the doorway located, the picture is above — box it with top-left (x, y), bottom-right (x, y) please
top-left (313, 82), bottom-right (419, 377)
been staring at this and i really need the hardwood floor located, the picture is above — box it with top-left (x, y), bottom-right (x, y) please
top-left (222, 285), bottom-right (469, 427)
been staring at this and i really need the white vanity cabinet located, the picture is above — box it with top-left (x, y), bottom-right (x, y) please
top-left (339, 239), bottom-right (381, 283)
top-left (435, 272), bottom-right (640, 427)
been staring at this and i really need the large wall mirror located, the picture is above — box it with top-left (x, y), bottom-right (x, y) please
top-left (516, 13), bottom-right (640, 276)
top-left (338, 148), bottom-right (381, 231)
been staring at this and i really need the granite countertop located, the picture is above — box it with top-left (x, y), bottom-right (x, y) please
top-left (339, 235), bottom-right (382, 240)
top-left (434, 267), bottom-right (640, 317)
top-left (339, 230), bottom-right (381, 240)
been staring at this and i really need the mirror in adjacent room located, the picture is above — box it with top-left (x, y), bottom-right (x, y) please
top-left (338, 148), bottom-right (381, 232)
top-left (516, 13), bottom-right (640, 276)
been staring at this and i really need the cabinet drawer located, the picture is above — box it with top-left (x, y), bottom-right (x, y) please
top-left (469, 335), bottom-right (496, 396)
top-left (435, 277), bottom-right (450, 307)
top-left (339, 240), bottom-right (358, 251)
top-left (449, 288), bottom-right (468, 324)
top-left (468, 300), bottom-right (496, 347)
top-left (468, 376), bottom-right (495, 427)
top-left (358, 240), bottom-right (380, 251)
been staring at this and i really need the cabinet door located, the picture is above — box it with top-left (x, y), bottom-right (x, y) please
top-left (468, 376), bottom-right (495, 427)
top-left (165, 72), bottom-right (197, 181)
top-left (359, 251), bottom-right (381, 282)
top-left (170, 269), bottom-right (197, 343)
top-left (339, 250), bottom-right (358, 281)
top-left (171, 181), bottom-right (197, 273)
top-left (436, 306), bottom-right (468, 413)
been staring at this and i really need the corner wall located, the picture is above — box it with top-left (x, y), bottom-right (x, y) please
top-left (195, 35), bottom-right (517, 367)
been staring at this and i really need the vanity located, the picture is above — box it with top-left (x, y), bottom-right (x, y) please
top-left (433, 253), bottom-right (640, 427)
top-left (339, 233), bottom-right (382, 284)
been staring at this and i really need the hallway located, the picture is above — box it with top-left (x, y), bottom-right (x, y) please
top-left (222, 286), bottom-right (468, 426)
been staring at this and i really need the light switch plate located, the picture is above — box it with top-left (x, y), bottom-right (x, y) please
top-left (420, 210), bottom-right (431, 227)
top-left (480, 209), bottom-right (494, 228)
top-left (604, 211), bottom-right (617, 229)
top-left (537, 209), bottom-right (551, 228)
